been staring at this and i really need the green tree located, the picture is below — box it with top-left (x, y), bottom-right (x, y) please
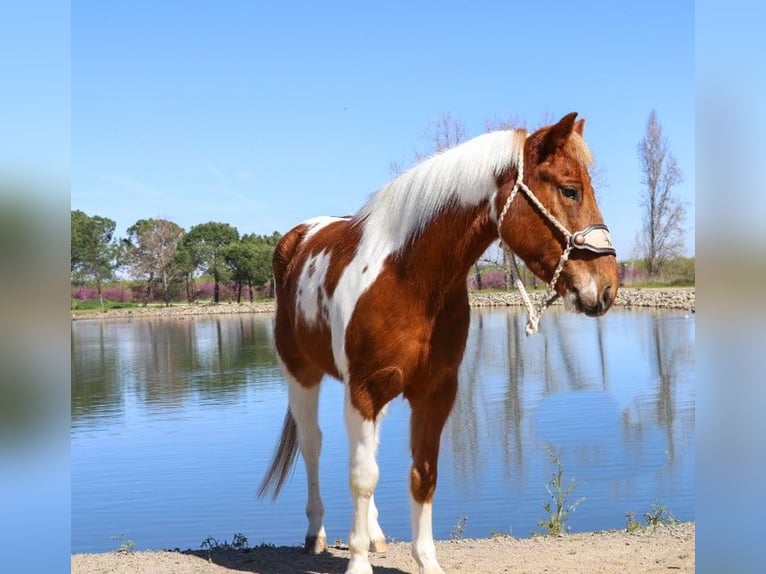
top-left (222, 240), bottom-right (257, 303)
top-left (184, 222), bottom-right (239, 303)
top-left (223, 233), bottom-right (280, 303)
top-left (174, 240), bottom-right (198, 303)
top-left (122, 218), bottom-right (185, 306)
top-left (71, 210), bottom-right (119, 310)
top-left (252, 232), bottom-right (281, 295)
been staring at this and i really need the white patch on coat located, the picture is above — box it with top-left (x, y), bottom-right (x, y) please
top-left (296, 250), bottom-right (332, 327)
top-left (301, 215), bottom-right (349, 242)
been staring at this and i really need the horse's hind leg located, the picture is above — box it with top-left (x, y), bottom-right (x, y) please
top-left (286, 371), bottom-right (327, 553)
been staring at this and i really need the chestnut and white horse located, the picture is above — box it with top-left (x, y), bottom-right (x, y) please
top-left (259, 113), bottom-right (619, 574)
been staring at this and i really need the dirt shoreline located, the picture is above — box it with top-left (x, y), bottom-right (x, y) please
top-left (71, 286), bottom-right (695, 321)
top-left (72, 522), bottom-right (694, 574)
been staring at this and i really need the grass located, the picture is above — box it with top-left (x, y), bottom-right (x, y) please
top-left (71, 299), bottom-right (141, 312)
top-left (621, 280), bottom-right (694, 288)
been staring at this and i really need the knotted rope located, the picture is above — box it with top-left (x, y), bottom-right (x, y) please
top-left (497, 172), bottom-right (573, 335)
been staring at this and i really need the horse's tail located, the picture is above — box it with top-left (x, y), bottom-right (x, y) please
top-left (257, 408), bottom-right (299, 500)
top-left (259, 228), bottom-right (305, 500)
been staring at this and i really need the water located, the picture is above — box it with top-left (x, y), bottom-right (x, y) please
top-left (71, 307), bottom-right (694, 553)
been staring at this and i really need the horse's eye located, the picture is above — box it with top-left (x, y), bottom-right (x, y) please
top-left (560, 186), bottom-right (581, 202)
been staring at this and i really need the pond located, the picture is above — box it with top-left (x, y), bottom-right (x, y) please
top-left (71, 307), bottom-right (694, 553)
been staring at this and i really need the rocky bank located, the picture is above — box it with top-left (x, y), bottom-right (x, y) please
top-left (71, 287), bottom-right (694, 322)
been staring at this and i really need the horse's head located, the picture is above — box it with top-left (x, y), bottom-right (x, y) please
top-left (497, 112), bottom-right (619, 317)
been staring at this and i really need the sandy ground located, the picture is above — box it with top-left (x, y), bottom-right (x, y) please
top-left (72, 522), bottom-right (693, 574)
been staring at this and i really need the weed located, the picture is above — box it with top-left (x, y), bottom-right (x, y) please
top-left (110, 534), bottom-right (135, 554)
top-left (489, 528), bottom-right (514, 540)
top-left (535, 446), bottom-right (584, 536)
top-left (449, 516), bottom-right (468, 541)
top-left (200, 532), bottom-right (251, 552)
top-left (625, 503), bottom-right (677, 533)
top-left (643, 502), bottom-right (677, 531)
top-left (625, 512), bottom-right (642, 533)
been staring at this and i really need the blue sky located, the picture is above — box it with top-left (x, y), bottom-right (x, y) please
top-left (71, 0), bottom-right (694, 259)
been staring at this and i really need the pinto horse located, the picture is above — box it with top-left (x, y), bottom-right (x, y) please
top-left (258, 112), bottom-right (619, 574)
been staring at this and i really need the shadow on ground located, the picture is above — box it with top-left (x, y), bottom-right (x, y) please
top-left (184, 545), bottom-right (410, 574)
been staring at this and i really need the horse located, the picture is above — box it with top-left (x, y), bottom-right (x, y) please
top-left (258, 112), bottom-right (619, 574)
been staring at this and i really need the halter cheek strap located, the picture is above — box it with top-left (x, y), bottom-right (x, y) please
top-left (497, 138), bottom-right (615, 335)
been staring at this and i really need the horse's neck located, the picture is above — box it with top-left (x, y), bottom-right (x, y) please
top-left (392, 202), bottom-right (497, 294)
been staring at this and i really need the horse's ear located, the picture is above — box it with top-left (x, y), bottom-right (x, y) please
top-left (574, 118), bottom-right (585, 135)
top-left (541, 112), bottom-right (578, 158)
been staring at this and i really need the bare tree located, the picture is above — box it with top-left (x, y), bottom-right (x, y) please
top-left (122, 218), bottom-right (186, 306)
top-left (422, 112), bottom-right (467, 156)
top-left (483, 113), bottom-right (525, 133)
top-left (636, 110), bottom-right (686, 277)
top-left (389, 113), bottom-right (468, 175)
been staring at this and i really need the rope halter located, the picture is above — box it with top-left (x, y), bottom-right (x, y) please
top-left (496, 137), bottom-right (616, 336)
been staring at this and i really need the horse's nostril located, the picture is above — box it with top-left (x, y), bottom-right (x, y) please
top-left (601, 284), bottom-right (613, 312)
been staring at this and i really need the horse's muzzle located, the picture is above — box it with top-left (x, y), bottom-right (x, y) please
top-left (569, 281), bottom-right (616, 317)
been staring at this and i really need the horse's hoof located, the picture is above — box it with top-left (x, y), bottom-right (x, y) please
top-left (304, 535), bottom-right (327, 554)
top-left (344, 559), bottom-right (373, 574)
top-left (369, 538), bottom-right (388, 553)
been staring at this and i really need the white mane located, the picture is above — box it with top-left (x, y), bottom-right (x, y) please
top-left (355, 129), bottom-right (526, 253)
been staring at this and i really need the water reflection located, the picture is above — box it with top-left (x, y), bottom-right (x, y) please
top-left (72, 316), bottom-right (281, 427)
top-left (445, 308), bottom-right (694, 516)
top-left (71, 308), bottom-right (694, 551)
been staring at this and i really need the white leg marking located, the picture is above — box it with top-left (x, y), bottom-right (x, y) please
top-left (343, 387), bottom-right (378, 574)
top-left (287, 377), bottom-right (326, 550)
top-left (411, 499), bottom-right (444, 574)
top-left (367, 407), bottom-right (388, 552)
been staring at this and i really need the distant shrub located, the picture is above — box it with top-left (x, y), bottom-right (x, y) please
top-left (73, 286), bottom-right (98, 300)
top-left (195, 281), bottom-right (235, 302)
top-left (481, 269), bottom-right (507, 290)
top-left (102, 285), bottom-right (133, 302)
top-left (467, 267), bottom-right (508, 291)
top-left (73, 283), bottom-right (134, 302)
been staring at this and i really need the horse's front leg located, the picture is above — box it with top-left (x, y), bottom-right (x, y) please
top-left (343, 385), bottom-right (382, 574)
top-left (367, 407), bottom-right (389, 553)
top-left (408, 376), bottom-right (457, 574)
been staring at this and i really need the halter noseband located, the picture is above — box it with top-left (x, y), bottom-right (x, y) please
top-left (497, 139), bottom-right (616, 336)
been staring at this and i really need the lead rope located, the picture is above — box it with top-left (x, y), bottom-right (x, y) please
top-left (497, 141), bottom-right (575, 336)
